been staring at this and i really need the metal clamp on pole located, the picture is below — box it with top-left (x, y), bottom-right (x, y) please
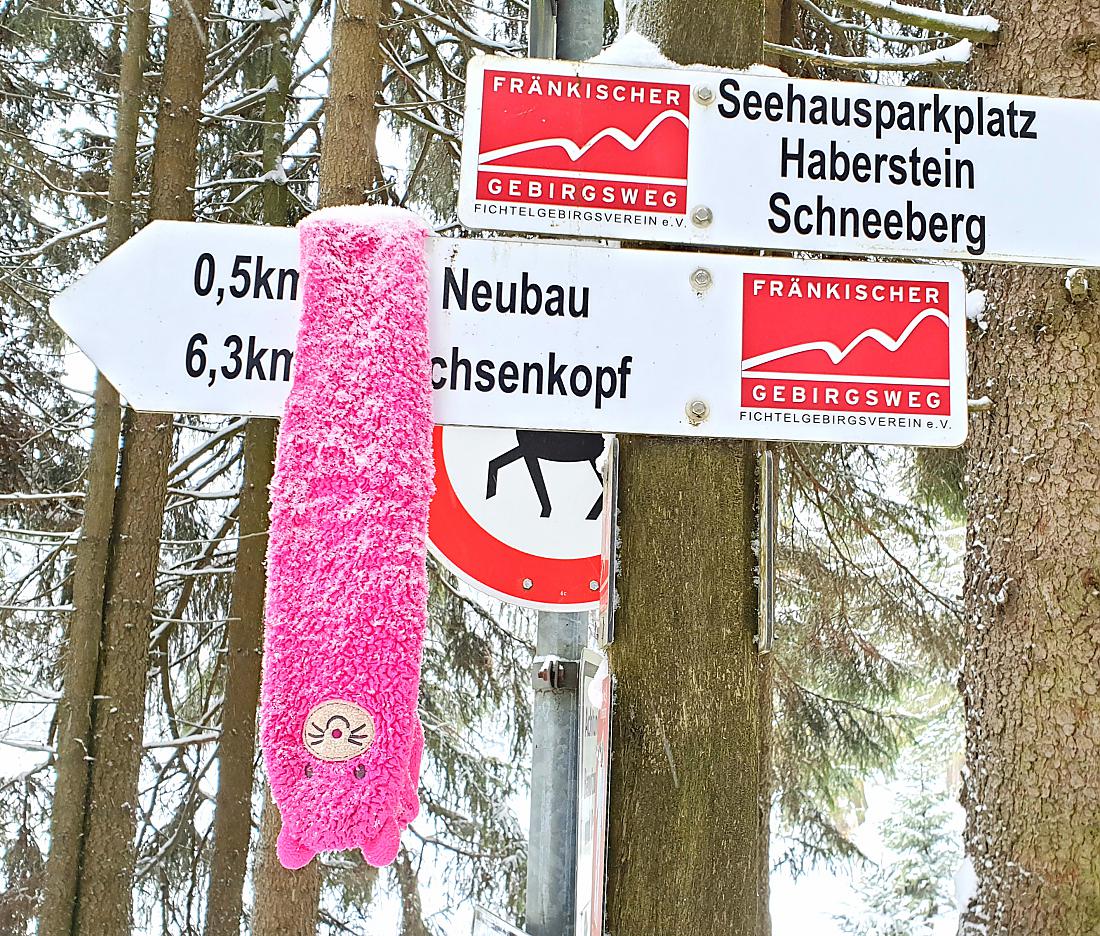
top-left (532, 654), bottom-right (580, 692)
top-left (756, 442), bottom-right (779, 654)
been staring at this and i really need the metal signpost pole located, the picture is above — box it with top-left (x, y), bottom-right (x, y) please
top-left (525, 4), bottom-right (604, 935)
top-left (527, 608), bottom-right (585, 936)
top-left (556, 0), bottom-right (603, 59)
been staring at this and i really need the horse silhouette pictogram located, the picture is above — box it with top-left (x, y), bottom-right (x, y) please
top-left (486, 430), bottom-right (604, 520)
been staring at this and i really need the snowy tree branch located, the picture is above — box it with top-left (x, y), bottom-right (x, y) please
top-left (834, 0), bottom-right (1000, 43)
top-left (765, 38), bottom-right (973, 71)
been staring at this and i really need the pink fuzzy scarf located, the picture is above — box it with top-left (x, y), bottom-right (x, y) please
top-left (261, 205), bottom-right (434, 869)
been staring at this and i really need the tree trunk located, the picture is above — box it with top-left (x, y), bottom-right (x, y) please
top-left (606, 440), bottom-right (772, 936)
top-left (316, 0), bottom-right (383, 208)
top-left (961, 9), bottom-right (1100, 932)
top-left (202, 11), bottom-right (290, 935)
top-left (38, 3), bottom-right (150, 934)
top-left (249, 2), bottom-right (385, 927)
top-left (71, 409), bottom-right (175, 936)
top-left (395, 847), bottom-right (431, 936)
top-left (71, 2), bottom-right (211, 934)
top-left (631, 0), bottom-right (763, 67)
top-left (604, 6), bottom-right (771, 936)
top-left (251, 787), bottom-right (323, 936)
top-left (202, 419), bottom-right (278, 936)
top-left (763, 0), bottom-right (798, 70)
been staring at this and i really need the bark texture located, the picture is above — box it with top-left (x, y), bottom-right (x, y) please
top-left (203, 14), bottom-right (289, 934)
top-left (395, 847), bottom-right (432, 936)
top-left (71, 2), bottom-right (210, 934)
top-left (72, 411), bottom-right (176, 936)
top-left (317, 0), bottom-right (383, 208)
top-left (251, 787), bottom-right (323, 936)
top-left (632, 0), bottom-right (765, 67)
top-left (202, 421), bottom-right (277, 936)
top-left (962, 8), bottom-right (1100, 933)
top-left (605, 8), bottom-right (771, 935)
top-left (607, 439), bottom-right (771, 936)
top-left (38, 3), bottom-right (149, 934)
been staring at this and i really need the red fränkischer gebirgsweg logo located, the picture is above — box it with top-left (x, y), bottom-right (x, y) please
top-left (741, 274), bottom-right (952, 415)
top-left (476, 69), bottom-right (690, 214)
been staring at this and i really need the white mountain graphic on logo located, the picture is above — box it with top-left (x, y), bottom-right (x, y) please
top-left (478, 109), bottom-right (689, 165)
top-left (741, 308), bottom-right (949, 371)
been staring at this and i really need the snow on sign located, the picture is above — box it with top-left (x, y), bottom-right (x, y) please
top-left (427, 426), bottom-right (604, 611)
top-left (459, 56), bottom-right (1100, 267)
top-left (51, 221), bottom-right (968, 446)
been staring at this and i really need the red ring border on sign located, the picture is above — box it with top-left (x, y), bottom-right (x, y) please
top-left (427, 426), bottom-right (600, 612)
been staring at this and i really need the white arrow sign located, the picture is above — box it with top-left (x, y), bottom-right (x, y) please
top-left (459, 57), bottom-right (1100, 267)
top-left (53, 222), bottom-right (302, 418)
top-left (52, 220), bottom-right (968, 447)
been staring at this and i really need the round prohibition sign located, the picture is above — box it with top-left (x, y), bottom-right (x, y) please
top-left (427, 426), bottom-right (604, 611)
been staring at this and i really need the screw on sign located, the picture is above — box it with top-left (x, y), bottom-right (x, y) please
top-left (690, 267), bottom-right (713, 291)
top-left (428, 426), bottom-right (605, 611)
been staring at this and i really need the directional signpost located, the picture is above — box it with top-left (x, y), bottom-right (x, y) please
top-left (51, 220), bottom-right (968, 447)
top-left (459, 56), bottom-right (1100, 266)
top-left (50, 50), bottom-right (1049, 936)
top-left (51, 222), bottom-right (302, 417)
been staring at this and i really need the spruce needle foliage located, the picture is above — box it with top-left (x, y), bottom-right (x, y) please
top-left (773, 442), bottom-right (961, 871)
top-left (836, 695), bottom-right (963, 934)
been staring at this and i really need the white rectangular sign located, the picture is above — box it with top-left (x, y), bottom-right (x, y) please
top-left (52, 220), bottom-right (967, 447)
top-left (576, 648), bottom-right (612, 936)
top-left (472, 907), bottom-right (526, 936)
top-left (458, 56), bottom-right (1100, 267)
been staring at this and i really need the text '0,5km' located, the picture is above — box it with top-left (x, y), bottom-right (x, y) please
top-left (50, 221), bottom-right (968, 448)
top-left (192, 252), bottom-right (299, 303)
top-left (458, 56), bottom-right (1100, 267)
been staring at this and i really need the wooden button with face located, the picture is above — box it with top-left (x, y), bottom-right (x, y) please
top-left (303, 700), bottom-right (375, 762)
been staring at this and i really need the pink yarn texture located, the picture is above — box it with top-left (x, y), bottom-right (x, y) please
top-left (261, 205), bottom-right (434, 870)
